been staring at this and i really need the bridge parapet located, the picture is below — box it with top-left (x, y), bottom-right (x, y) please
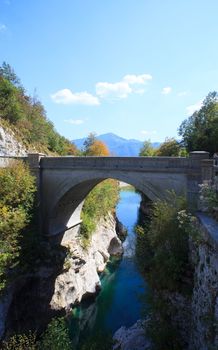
top-left (39, 153), bottom-right (208, 173)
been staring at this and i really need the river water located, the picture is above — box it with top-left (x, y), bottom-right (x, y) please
top-left (70, 189), bottom-right (148, 347)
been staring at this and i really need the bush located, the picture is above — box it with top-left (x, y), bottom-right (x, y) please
top-left (80, 332), bottom-right (113, 350)
top-left (0, 160), bottom-right (36, 291)
top-left (2, 332), bottom-right (38, 350)
top-left (80, 179), bottom-right (119, 247)
top-left (136, 193), bottom-right (192, 292)
top-left (39, 317), bottom-right (73, 350)
top-left (199, 181), bottom-right (218, 214)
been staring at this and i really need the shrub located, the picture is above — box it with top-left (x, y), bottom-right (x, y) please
top-left (80, 179), bottom-right (119, 247)
top-left (136, 193), bottom-right (192, 292)
top-left (39, 317), bottom-right (73, 350)
top-left (0, 160), bottom-right (36, 291)
top-left (199, 181), bottom-right (218, 214)
top-left (2, 332), bottom-right (38, 350)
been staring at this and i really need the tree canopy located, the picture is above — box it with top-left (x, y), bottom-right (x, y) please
top-left (139, 140), bottom-right (157, 156)
top-left (179, 91), bottom-right (218, 155)
top-left (156, 137), bottom-right (181, 157)
top-left (83, 133), bottom-right (110, 156)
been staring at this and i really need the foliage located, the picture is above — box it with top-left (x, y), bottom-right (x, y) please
top-left (199, 181), bottom-right (218, 214)
top-left (147, 309), bottom-right (183, 350)
top-left (80, 332), bottom-right (113, 350)
top-left (2, 332), bottom-right (38, 350)
top-left (139, 140), bottom-right (157, 156)
top-left (0, 62), bottom-right (22, 89)
top-left (80, 179), bottom-right (119, 247)
top-left (0, 62), bottom-right (78, 155)
top-left (179, 91), bottom-right (218, 155)
top-left (156, 137), bottom-right (181, 156)
top-left (0, 161), bottom-right (36, 291)
top-left (2, 318), bottom-right (73, 350)
top-left (83, 132), bottom-right (110, 156)
top-left (136, 193), bottom-right (193, 292)
top-left (0, 160), bottom-right (36, 211)
top-left (39, 317), bottom-right (73, 350)
top-left (135, 194), bottom-right (197, 349)
top-left (83, 132), bottom-right (96, 153)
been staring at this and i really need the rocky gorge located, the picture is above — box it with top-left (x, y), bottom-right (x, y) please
top-left (0, 211), bottom-right (124, 340)
top-left (50, 212), bottom-right (123, 312)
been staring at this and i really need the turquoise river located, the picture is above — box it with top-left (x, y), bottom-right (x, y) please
top-left (70, 189), bottom-right (149, 347)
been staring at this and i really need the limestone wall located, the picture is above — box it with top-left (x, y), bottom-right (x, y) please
top-left (189, 214), bottom-right (218, 350)
top-left (50, 212), bottom-right (123, 311)
top-left (0, 125), bottom-right (26, 157)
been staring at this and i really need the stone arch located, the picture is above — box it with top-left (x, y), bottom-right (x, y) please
top-left (44, 169), bottom-right (180, 236)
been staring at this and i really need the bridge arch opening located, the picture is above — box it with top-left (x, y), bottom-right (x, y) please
top-left (46, 174), bottom-right (156, 237)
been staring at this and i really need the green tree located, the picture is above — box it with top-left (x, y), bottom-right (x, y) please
top-left (139, 140), bottom-right (157, 156)
top-left (0, 62), bottom-right (22, 88)
top-left (156, 137), bottom-right (181, 156)
top-left (39, 317), bottom-right (73, 350)
top-left (83, 132), bottom-right (97, 154)
top-left (179, 91), bottom-right (218, 155)
top-left (0, 161), bottom-right (36, 291)
top-left (2, 332), bottom-right (37, 350)
top-left (83, 133), bottom-right (110, 156)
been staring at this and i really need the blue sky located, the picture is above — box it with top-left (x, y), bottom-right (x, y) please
top-left (0, 0), bottom-right (218, 142)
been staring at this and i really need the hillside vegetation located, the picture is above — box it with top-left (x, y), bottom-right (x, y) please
top-left (0, 160), bottom-right (36, 292)
top-left (0, 62), bottom-right (78, 155)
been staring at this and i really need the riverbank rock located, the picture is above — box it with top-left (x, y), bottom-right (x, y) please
top-left (116, 217), bottom-right (127, 242)
top-left (113, 319), bottom-right (151, 350)
top-left (50, 212), bottom-right (123, 311)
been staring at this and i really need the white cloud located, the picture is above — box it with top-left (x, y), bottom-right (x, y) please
top-left (51, 73), bottom-right (152, 105)
top-left (178, 91), bottom-right (188, 97)
top-left (161, 86), bottom-right (172, 95)
top-left (141, 130), bottom-right (157, 136)
top-left (96, 73), bottom-right (152, 100)
top-left (186, 100), bottom-right (203, 116)
top-left (51, 89), bottom-right (100, 106)
top-left (123, 74), bottom-right (152, 85)
top-left (96, 81), bottom-right (132, 100)
top-left (64, 119), bottom-right (84, 125)
top-left (0, 24), bottom-right (7, 32)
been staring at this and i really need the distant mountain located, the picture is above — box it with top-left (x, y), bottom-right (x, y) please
top-left (72, 133), bottom-right (160, 156)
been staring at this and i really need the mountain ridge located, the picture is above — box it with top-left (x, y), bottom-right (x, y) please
top-left (72, 133), bottom-right (160, 156)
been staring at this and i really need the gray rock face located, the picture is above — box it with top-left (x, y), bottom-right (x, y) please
top-left (50, 213), bottom-right (123, 311)
top-left (188, 219), bottom-right (218, 350)
top-left (113, 319), bottom-right (151, 350)
top-left (0, 125), bottom-right (26, 156)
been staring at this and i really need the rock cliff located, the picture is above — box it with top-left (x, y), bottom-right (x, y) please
top-left (50, 212), bottom-right (123, 311)
top-left (0, 212), bottom-right (123, 339)
top-left (0, 124), bottom-right (26, 156)
top-left (113, 319), bottom-right (151, 350)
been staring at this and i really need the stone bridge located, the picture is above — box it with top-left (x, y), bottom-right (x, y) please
top-left (23, 151), bottom-right (213, 237)
top-left (0, 152), bottom-right (214, 236)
